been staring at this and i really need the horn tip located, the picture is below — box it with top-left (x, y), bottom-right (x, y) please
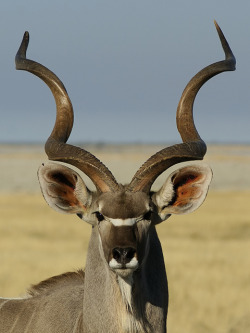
top-left (213, 19), bottom-right (219, 29)
top-left (20, 31), bottom-right (30, 50)
top-left (213, 19), bottom-right (223, 38)
top-left (15, 31), bottom-right (30, 68)
top-left (213, 20), bottom-right (236, 68)
top-left (24, 31), bottom-right (30, 41)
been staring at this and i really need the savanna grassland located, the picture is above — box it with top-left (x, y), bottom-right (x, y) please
top-left (0, 144), bottom-right (250, 333)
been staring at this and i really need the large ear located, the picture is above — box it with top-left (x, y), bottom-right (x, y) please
top-left (153, 163), bottom-right (212, 221)
top-left (38, 162), bottom-right (93, 222)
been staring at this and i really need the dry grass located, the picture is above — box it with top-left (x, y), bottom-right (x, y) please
top-left (0, 191), bottom-right (250, 333)
top-left (162, 191), bottom-right (250, 333)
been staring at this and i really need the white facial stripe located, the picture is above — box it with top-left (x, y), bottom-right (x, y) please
top-left (109, 218), bottom-right (137, 226)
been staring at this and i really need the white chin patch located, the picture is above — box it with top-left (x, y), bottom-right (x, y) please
top-left (109, 257), bottom-right (139, 271)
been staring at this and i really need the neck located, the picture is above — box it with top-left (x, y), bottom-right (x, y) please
top-left (82, 225), bottom-right (168, 333)
top-left (117, 275), bottom-right (133, 313)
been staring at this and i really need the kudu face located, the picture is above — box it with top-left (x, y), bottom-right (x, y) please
top-left (38, 161), bottom-right (212, 278)
top-left (16, 21), bottom-right (235, 284)
top-left (95, 190), bottom-right (151, 277)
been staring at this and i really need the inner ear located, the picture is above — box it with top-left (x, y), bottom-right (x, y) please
top-left (49, 171), bottom-right (77, 189)
top-left (171, 170), bottom-right (205, 207)
top-left (45, 170), bottom-right (80, 208)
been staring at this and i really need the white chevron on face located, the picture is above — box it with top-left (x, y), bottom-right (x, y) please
top-left (108, 218), bottom-right (137, 226)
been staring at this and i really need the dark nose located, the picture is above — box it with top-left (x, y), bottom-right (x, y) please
top-left (112, 247), bottom-right (136, 265)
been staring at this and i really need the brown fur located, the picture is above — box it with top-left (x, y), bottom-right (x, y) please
top-left (98, 190), bottom-right (150, 219)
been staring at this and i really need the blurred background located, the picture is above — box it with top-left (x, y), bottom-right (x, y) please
top-left (1, 1), bottom-right (250, 332)
top-left (0, 0), bottom-right (249, 144)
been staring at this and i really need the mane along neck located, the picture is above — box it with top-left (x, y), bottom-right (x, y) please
top-left (27, 270), bottom-right (85, 297)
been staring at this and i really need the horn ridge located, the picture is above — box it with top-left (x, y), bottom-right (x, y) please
top-left (45, 138), bottom-right (120, 193)
top-left (127, 141), bottom-right (206, 193)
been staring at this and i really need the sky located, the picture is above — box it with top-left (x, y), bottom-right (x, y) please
top-left (0, 0), bottom-right (249, 144)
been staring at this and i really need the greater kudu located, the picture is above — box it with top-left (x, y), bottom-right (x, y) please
top-left (0, 22), bottom-right (235, 332)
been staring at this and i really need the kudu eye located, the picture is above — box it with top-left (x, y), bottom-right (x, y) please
top-left (143, 211), bottom-right (152, 221)
top-left (95, 211), bottom-right (105, 222)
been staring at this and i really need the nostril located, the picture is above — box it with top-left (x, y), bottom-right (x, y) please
top-left (112, 247), bottom-right (136, 265)
top-left (112, 248), bottom-right (122, 262)
top-left (125, 247), bottom-right (136, 261)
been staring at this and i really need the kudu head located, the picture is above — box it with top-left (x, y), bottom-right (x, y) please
top-left (16, 22), bottom-right (235, 279)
